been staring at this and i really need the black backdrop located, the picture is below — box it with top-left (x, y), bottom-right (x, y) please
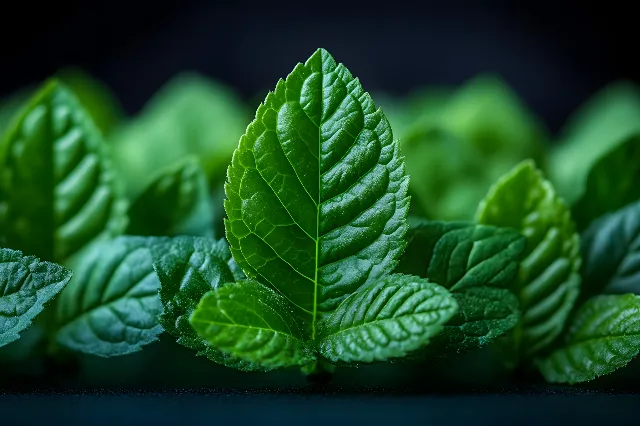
top-left (1, 0), bottom-right (637, 134)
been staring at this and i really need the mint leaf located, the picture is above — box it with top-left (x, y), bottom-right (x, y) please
top-left (151, 236), bottom-right (262, 371)
top-left (580, 200), bottom-right (640, 297)
top-left (110, 72), bottom-right (249, 197)
top-left (126, 157), bottom-right (214, 238)
top-left (317, 274), bottom-right (457, 364)
top-left (395, 221), bottom-right (524, 352)
top-left (439, 74), bottom-right (547, 164)
top-left (537, 294), bottom-right (640, 384)
top-left (190, 280), bottom-right (315, 370)
top-left (54, 236), bottom-right (164, 356)
top-left (0, 80), bottom-right (127, 264)
top-left (439, 286), bottom-right (520, 353)
top-left (476, 160), bottom-right (581, 362)
top-left (224, 48), bottom-right (410, 339)
top-left (548, 81), bottom-right (640, 204)
top-left (396, 221), bottom-right (525, 291)
top-left (1, 248), bottom-right (72, 347)
top-left (572, 134), bottom-right (640, 231)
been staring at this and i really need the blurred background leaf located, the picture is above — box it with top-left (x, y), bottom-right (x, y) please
top-left (548, 81), bottom-right (640, 205)
top-left (377, 74), bottom-right (548, 221)
top-left (109, 72), bottom-right (249, 199)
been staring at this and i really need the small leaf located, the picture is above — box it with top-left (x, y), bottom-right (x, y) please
top-left (1, 247), bottom-right (72, 347)
top-left (396, 221), bottom-right (526, 291)
top-left (110, 72), bottom-right (249, 197)
top-left (190, 280), bottom-right (315, 370)
top-left (395, 221), bottom-right (524, 352)
top-left (548, 81), bottom-right (640, 204)
top-left (437, 287), bottom-right (520, 353)
top-left (126, 157), bottom-right (214, 238)
top-left (572, 134), bottom-right (640, 231)
top-left (224, 48), bottom-right (409, 339)
top-left (537, 294), bottom-right (640, 384)
top-left (317, 274), bottom-right (458, 364)
top-left (54, 236), bottom-right (164, 357)
top-left (151, 236), bottom-right (261, 371)
top-left (580, 200), bottom-right (640, 298)
top-left (0, 80), bottom-right (127, 264)
top-left (476, 160), bottom-right (581, 362)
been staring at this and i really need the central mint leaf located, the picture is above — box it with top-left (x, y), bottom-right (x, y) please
top-left (224, 48), bottom-right (410, 338)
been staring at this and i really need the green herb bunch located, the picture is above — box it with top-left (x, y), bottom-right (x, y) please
top-left (1, 49), bottom-right (639, 385)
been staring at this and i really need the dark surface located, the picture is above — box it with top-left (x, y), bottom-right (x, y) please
top-left (1, 0), bottom-right (638, 134)
top-left (1, 386), bottom-right (638, 426)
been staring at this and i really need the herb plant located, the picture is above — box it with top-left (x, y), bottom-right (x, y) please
top-left (1, 48), bottom-right (640, 387)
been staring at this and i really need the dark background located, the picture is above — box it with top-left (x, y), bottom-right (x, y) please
top-left (1, 0), bottom-right (637, 134)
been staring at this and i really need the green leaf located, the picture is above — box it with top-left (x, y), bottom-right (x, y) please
top-left (224, 48), bottom-right (410, 339)
top-left (395, 221), bottom-right (524, 352)
top-left (438, 287), bottom-right (520, 353)
top-left (110, 72), bottom-right (249, 197)
top-left (0, 80), bottom-right (127, 264)
top-left (151, 236), bottom-right (264, 371)
top-left (548, 81), bottom-right (640, 204)
top-left (580, 199), bottom-right (640, 298)
top-left (55, 68), bottom-right (124, 137)
top-left (572, 134), bottom-right (640, 231)
top-left (396, 221), bottom-right (526, 291)
top-left (537, 294), bottom-right (640, 384)
top-left (1, 247), bottom-right (72, 347)
top-left (476, 159), bottom-right (581, 362)
top-left (317, 274), bottom-right (458, 364)
top-left (190, 280), bottom-right (315, 370)
top-left (439, 74), bottom-right (547, 164)
top-left (126, 157), bottom-right (214, 238)
top-left (54, 236), bottom-right (164, 356)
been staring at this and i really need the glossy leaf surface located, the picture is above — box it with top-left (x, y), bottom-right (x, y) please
top-left (317, 274), bottom-right (457, 364)
top-left (224, 48), bottom-right (410, 338)
top-left (537, 294), bottom-right (640, 384)
top-left (191, 280), bottom-right (314, 370)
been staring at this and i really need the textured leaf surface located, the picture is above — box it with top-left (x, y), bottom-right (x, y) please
top-left (317, 274), bottom-right (457, 364)
top-left (580, 200), bottom-right (640, 297)
top-left (0, 80), bottom-right (127, 263)
top-left (54, 236), bottom-right (164, 356)
top-left (395, 221), bottom-right (524, 352)
top-left (111, 73), bottom-right (249, 197)
top-left (151, 236), bottom-right (261, 370)
top-left (190, 280), bottom-right (314, 370)
top-left (537, 294), bottom-right (640, 384)
top-left (548, 81), bottom-right (640, 204)
top-left (224, 48), bottom-right (409, 338)
top-left (572, 134), bottom-right (640, 231)
top-left (126, 157), bottom-right (214, 238)
top-left (436, 286), bottom-right (520, 353)
top-left (1, 248), bottom-right (72, 347)
top-left (476, 160), bottom-right (581, 361)
top-left (396, 221), bottom-right (525, 291)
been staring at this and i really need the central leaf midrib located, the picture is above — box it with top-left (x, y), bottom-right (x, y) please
top-left (312, 64), bottom-right (323, 341)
